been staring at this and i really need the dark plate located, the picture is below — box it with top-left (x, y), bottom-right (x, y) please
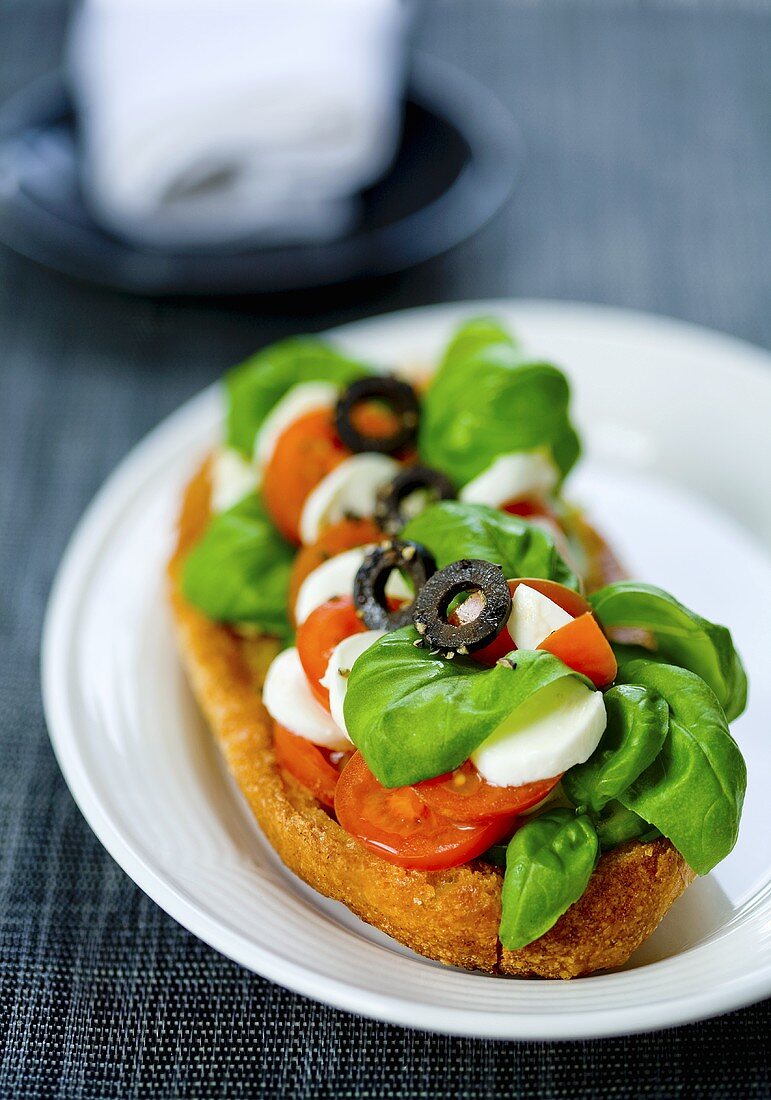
top-left (0, 54), bottom-right (522, 296)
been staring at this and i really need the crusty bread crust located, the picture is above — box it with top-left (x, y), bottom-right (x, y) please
top-left (167, 461), bottom-right (695, 977)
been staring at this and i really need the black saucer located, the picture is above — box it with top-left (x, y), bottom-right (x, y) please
top-left (0, 54), bottom-right (523, 297)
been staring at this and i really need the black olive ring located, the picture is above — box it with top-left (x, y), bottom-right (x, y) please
top-left (413, 559), bottom-right (512, 657)
top-left (374, 465), bottom-right (456, 535)
top-left (335, 376), bottom-right (420, 455)
top-left (353, 540), bottom-right (437, 631)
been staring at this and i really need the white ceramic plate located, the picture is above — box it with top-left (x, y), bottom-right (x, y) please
top-left (42, 301), bottom-right (771, 1039)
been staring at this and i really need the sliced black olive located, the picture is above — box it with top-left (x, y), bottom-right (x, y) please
top-left (413, 559), bottom-right (512, 656)
top-left (374, 465), bottom-right (456, 535)
top-left (335, 376), bottom-right (420, 455)
top-left (354, 539), bottom-right (437, 631)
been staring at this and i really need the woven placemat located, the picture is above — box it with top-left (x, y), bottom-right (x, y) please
top-left (1, 1), bottom-right (770, 1096)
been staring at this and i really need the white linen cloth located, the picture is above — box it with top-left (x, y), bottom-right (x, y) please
top-left (67, 0), bottom-right (407, 248)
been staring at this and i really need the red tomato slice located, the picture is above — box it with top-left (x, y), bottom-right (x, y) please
top-left (273, 722), bottom-right (349, 808)
top-left (334, 752), bottom-right (515, 870)
top-left (503, 498), bottom-right (555, 520)
top-left (262, 408), bottom-right (350, 543)
top-left (415, 761), bottom-right (561, 823)
top-left (289, 517), bottom-right (383, 616)
top-left (538, 611), bottom-right (617, 687)
top-left (296, 595), bottom-right (366, 708)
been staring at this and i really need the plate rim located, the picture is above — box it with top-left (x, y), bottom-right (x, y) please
top-left (41, 299), bottom-right (771, 1038)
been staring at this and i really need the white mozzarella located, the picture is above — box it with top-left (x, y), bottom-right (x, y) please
top-left (299, 453), bottom-right (400, 545)
top-left (321, 630), bottom-right (385, 735)
top-left (262, 647), bottom-right (350, 750)
top-left (253, 381), bottom-right (339, 470)
top-left (507, 583), bottom-right (573, 651)
top-left (472, 678), bottom-right (607, 787)
top-left (294, 547), bottom-right (368, 625)
top-left (294, 545), bottom-right (412, 625)
top-left (210, 446), bottom-right (259, 513)
top-left (459, 451), bottom-right (558, 509)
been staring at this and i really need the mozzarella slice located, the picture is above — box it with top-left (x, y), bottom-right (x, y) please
top-left (472, 678), bottom-right (607, 787)
top-left (321, 630), bottom-right (385, 735)
top-left (262, 647), bottom-right (350, 750)
top-left (294, 547), bottom-right (368, 625)
top-left (508, 583), bottom-right (573, 651)
top-left (294, 545), bottom-right (412, 625)
top-left (299, 453), bottom-right (400, 545)
top-left (253, 381), bottom-right (339, 470)
top-left (459, 451), bottom-right (558, 509)
top-left (210, 446), bottom-right (259, 513)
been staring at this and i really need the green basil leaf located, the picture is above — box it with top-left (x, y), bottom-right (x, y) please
top-left (591, 581), bottom-right (747, 721)
top-left (402, 502), bottom-right (578, 590)
top-left (562, 684), bottom-right (669, 813)
top-left (499, 809), bottom-right (598, 949)
top-left (225, 338), bottom-right (371, 455)
top-left (611, 642), bottom-right (656, 668)
top-left (616, 661), bottom-right (746, 875)
top-left (181, 494), bottom-right (294, 638)
top-left (592, 799), bottom-right (660, 851)
top-left (551, 423), bottom-right (581, 480)
top-left (344, 630), bottom-right (591, 787)
top-left (420, 337), bottom-right (580, 486)
top-left (436, 317), bottom-right (518, 385)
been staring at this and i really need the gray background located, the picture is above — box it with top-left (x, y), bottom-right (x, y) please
top-left (1, 1), bottom-right (770, 1096)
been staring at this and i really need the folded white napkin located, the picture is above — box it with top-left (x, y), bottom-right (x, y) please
top-left (68, 0), bottom-right (407, 248)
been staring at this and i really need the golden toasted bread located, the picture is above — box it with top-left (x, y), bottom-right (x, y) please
top-left (167, 461), bottom-right (694, 977)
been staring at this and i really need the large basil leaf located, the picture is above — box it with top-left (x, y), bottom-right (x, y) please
top-left (616, 661), bottom-right (746, 875)
top-left (436, 317), bottom-right (517, 385)
top-left (344, 629), bottom-right (591, 787)
top-left (563, 684), bottom-right (669, 812)
top-left (225, 338), bottom-right (371, 455)
top-left (181, 494), bottom-right (294, 638)
top-left (402, 502), bottom-right (578, 589)
top-left (551, 424), bottom-right (581, 480)
top-left (591, 582), bottom-right (747, 721)
top-left (499, 809), bottom-right (598, 949)
top-left (420, 334), bottom-right (580, 487)
top-left (592, 800), bottom-right (660, 851)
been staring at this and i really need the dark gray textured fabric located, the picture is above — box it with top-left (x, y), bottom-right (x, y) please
top-left (2, 1), bottom-right (771, 1097)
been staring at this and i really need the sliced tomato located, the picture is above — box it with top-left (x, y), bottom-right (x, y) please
top-left (334, 752), bottom-right (515, 870)
top-left (538, 611), bottom-right (617, 687)
top-left (273, 722), bottom-right (347, 808)
top-left (469, 631), bottom-right (516, 666)
top-left (415, 761), bottom-right (561, 824)
top-left (288, 517), bottom-right (383, 615)
top-left (262, 408), bottom-right (350, 543)
top-left (503, 498), bottom-right (554, 520)
top-left (296, 595), bottom-right (366, 708)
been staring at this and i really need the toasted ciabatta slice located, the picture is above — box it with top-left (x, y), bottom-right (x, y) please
top-left (167, 461), bottom-right (695, 978)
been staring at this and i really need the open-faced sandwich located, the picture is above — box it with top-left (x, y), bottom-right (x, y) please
top-left (168, 318), bottom-right (747, 977)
